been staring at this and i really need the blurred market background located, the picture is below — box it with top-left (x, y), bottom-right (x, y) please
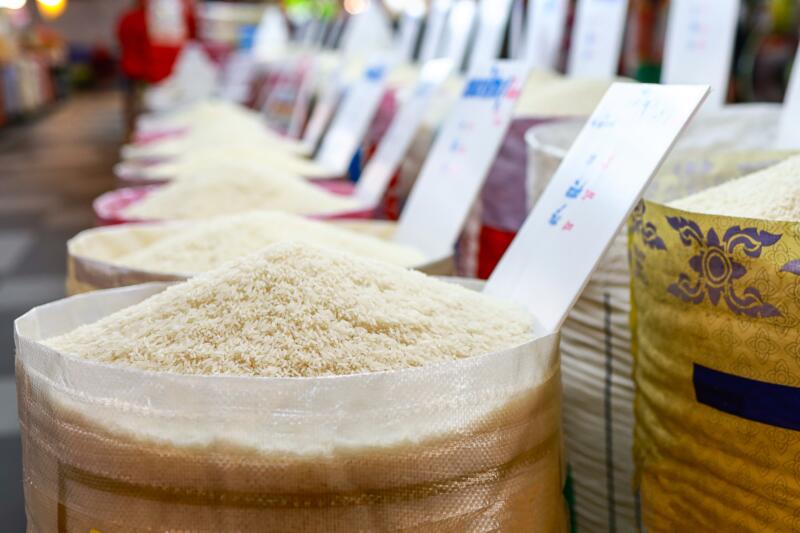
top-left (0, 0), bottom-right (799, 529)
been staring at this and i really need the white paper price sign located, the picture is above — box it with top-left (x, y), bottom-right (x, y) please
top-left (419, 0), bottom-right (451, 62)
top-left (467, 0), bottom-right (514, 71)
top-left (485, 83), bottom-right (709, 332)
top-left (567, 0), bottom-right (629, 78)
top-left (441, 0), bottom-right (477, 70)
top-left (524, 0), bottom-right (569, 70)
top-left (355, 59), bottom-right (453, 207)
top-left (315, 61), bottom-right (390, 175)
top-left (778, 45), bottom-right (800, 149)
top-left (286, 56), bottom-right (316, 139)
top-left (301, 71), bottom-right (342, 154)
top-left (661, 0), bottom-right (739, 108)
top-left (395, 10), bottom-right (423, 63)
top-left (394, 61), bottom-right (529, 261)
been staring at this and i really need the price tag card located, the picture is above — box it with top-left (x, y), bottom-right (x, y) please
top-left (524, 0), bottom-right (569, 70)
top-left (301, 71), bottom-right (343, 154)
top-left (262, 60), bottom-right (306, 133)
top-left (441, 0), bottom-right (477, 70)
top-left (485, 83), bottom-right (708, 333)
top-left (355, 59), bottom-right (454, 207)
top-left (567, 0), bottom-right (629, 78)
top-left (285, 56), bottom-right (316, 139)
top-left (508, 0), bottom-right (525, 59)
top-left (778, 45), bottom-right (800, 149)
top-left (661, 0), bottom-right (739, 108)
top-left (419, 0), bottom-right (451, 62)
top-left (394, 61), bottom-right (529, 261)
top-left (467, 0), bottom-right (514, 71)
top-left (395, 10), bottom-right (424, 63)
top-left (315, 60), bottom-right (391, 175)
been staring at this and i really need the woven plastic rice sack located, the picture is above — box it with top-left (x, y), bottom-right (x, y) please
top-left (120, 168), bottom-right (361, 221)
top-left (521, 102), bottom-right (786, 533)
top-left (16, 244), bottom-right (566, 532)
top-left (631, 155), bottom-right (800, 531)
top-left (65, 213), bottom-right (452, 295)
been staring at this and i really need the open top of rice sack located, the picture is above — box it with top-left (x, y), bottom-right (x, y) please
top-left (115, 169), bottom-right (363, 222)
top-left (132, 100), bottom-right (309, 156)
top-left (119, 141), bottom-right (336, 183)
top-left (669, 154), bottom-right (800, 220)
top-left (66, 212), bottom-right (436, 294)
top-left (631, 154), bottom-right (800, 532)
top-left (16, 242), bottom-right (564, 532)
top-left (46, 242), bottom-right (534, 377)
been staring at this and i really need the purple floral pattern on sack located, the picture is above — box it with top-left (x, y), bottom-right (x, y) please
top-left (630, 201), bottom-right (666, 250)
top-left (666, 216), bottom-right (783, 318)
top-left (781, 260), bottom-right (800, 276)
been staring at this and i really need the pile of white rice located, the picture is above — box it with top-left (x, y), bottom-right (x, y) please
top-left (110, 211), bottom-right (425, 273)
top-left (121, 168), bottom-right (360, 220)
top-left (132, 144), bottom-right (333, 181)
top-left (671, 155), bottom-right (800, 220)
top-left (45, 242), bottom-right (533, 377)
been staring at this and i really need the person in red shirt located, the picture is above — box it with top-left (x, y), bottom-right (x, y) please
top-left (144, 0), bottom-right (198, 83)
top-left (117, 0), bottom-right (198, 137)
top-left (118, 0), bottom-right (149, 138)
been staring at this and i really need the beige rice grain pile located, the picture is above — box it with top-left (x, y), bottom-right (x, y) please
top-left (45, 242), bottom-right (533, 377)
top-left (113, 211), bottom-right (425, 273)
top-left (121, 168), bottom-right (360, 220)
top-left (670, 155), bottom-right (800, 221)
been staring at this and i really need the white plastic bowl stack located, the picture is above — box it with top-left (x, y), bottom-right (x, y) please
top-left (523, 103), bottom-right (783, 532)
top-left (15, 281), bottom-right (566, 532)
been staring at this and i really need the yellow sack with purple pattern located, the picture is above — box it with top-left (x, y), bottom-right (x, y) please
top-left (631, 195), bottom-right (800, 531)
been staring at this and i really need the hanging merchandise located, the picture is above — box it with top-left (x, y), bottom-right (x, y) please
top-left (339, 0), bottom-right (393, 60)
top-left (252, 5), bottom-right (289, 63)
top-left (147, 0), bottom-right (188, 45)
top-left (35, 0), bottom-right (66, 20)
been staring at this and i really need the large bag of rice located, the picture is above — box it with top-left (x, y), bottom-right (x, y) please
top-left (557, 150), bottom-right (794, 533)
top-left (630, 155), bottom-right (800, 531)
top-left (504, 104), bottom-right (788, 532)
top-left (16, 243), bottom-right (566, 532)
top-left (66, 214), bottom-right (452, 295)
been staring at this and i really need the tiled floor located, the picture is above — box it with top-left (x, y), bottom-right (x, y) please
top-left (0, 92), bottom-right (122, 530)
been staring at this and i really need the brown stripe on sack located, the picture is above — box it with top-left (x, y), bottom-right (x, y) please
top-left (56, 431), bottom-right (559, 531)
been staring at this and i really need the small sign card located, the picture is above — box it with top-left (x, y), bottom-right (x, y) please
top-left (301, 65), bottom-right (342, 154)
top-left (395, 9), bottom-right (424, 63)
top-left (393, 61), bottom-right (529, 260)
top-left (467, 0), bottom-right (514, 71)
top-left (355, 58), bottom-right (454, 207)
top-left (661, 0), bottom-right (739, 108)
top-left (567, 0), bottom-right (629, 78)
top-left (524, 0), bottom-right (569, 70)
top-left (441, 0), bottom-right (477, 70)
top-left (315, 59), bottom-right (391, 175)
top-left (485, 83), bottom-right (709, 332)
top-left (419, 0), bottom-right (451, 62)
